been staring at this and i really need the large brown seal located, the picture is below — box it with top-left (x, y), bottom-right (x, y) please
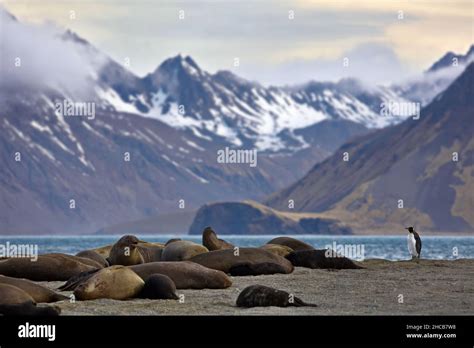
top-left (189, 248), bottom-right (294, 275)
top-left (108, 235), bottom-right (145, 265)
top-left (165, 238), bottom-right (182, 246)
top-left (0, 284), bottom-right (61, 316)
top-left (229, 262), bottom-right (290, 276)
top-left (73, 265), bottom-right (145, 301)
top-left (129, 261), bottom-right (232, 289)
top-left (286, 249), bottom-right (364, 269)
top-left (236, 285), bottom-right (317, 308)
top-left (161, 241), bottom-right (208, 261)
top-left (0, 275), bottom-right (67, 303)
top-left (139, 274), bottom-right (179, 300)
top-left (266, 237), bottom-right (314, 251)
top-left (58, 269), bottom-right (100, 292)
top-left (259, 244), bottom-right (293, 257)
top-left (202, 227), bottom-right (234, 251)
top-left (108, 235), bottom-right (164, 265)
top-left (136, 244), bottom-right (164, 263)
top-left (0, 254), bottom-right (102, 281)
top-left (76, 250), bottom-right (109, 268)
top-left (91, 244), bottom-right (113, 258)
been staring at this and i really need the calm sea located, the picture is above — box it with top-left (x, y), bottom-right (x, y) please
top-left (1, 235), bottom-right (473, 261)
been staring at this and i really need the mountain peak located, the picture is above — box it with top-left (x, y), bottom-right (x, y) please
top-left (427, 44), bottom-right (474, 72)
top-left (183, 55), bottom-right (200, 70)
top-left (213, 70), bottom-right (258, 87)
top-left (61, 29), bottom-right (90, 46)
top-left (0, 6), bottom-right (17, 22)
top-left (157, 54), bottom-right (202, 76)
top-left (467, 44), bottom-right (474, 57)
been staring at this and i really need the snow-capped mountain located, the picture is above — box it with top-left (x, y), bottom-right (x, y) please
top-left (0, 8), bottom-right (330, 234)
top-left (0, 6), bottom-right (435, 155)
top-left (93, 44), bottom-right (472, 152)
top-left (97, 54), bottom-right (415, 152)
top-left (1, 6), bottom-right (468, 234)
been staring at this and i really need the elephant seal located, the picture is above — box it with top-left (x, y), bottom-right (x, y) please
top-left (165, 238), bottom-right (182, 246)
top-left (161, 241), bottom-right (208, 261)
top-left (0, 254), bottom-right (102, 281)
top-left (108, 235), bottom-right (145, 266)
top-left (91, 244), bottom-right (113, 258)
top-left (129, 261), bottom-right (232, 289)
top-left (259, 244), bottom-right (293, 257)
top-left (58, 269), bottom-right (100, 291)
top-left (202, 227), bottom-right (234, 251)
top-left (139, 241), bottom-right (166, 248)
top-left (136, 244), bottom-right (163, 263)
top-left (189, 248), bottom-right (294, 275)
top-left (236, 285), bottom-right (317, 308)
top-left (286, 249), bottom-right (364, 269)
top-left (0, 283), bottom-right (36, 305)
top-left (139, 274), bottom-right (179, 300)
top-left (108, 235), bottom-right (164, 265)
top-left (0, 284), bottom-right (61, 316)
top-left (266, 237), bottom-right (314, 251)
top-left (0, 275), bottom-right (67, 303)
top-left (76, 250), bottom-right (109, 268)
top-left (229, 262), bottom-right (289, 276)
top-left (73, 265), bottom-right (144, 301)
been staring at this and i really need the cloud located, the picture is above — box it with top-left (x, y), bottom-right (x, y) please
top-left (239, 42), bottom-right (412, 86)
top-left (0, 0), bottom-right (399, 78)
top-left (296, 0), bottom-right (472, 18)
top-left (0, 6), bottom-right (106, 97)
top-left (2, 1), bottom-right (472, 86)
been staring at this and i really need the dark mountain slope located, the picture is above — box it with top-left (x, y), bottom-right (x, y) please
top-left (266, 63), bottom-right (474, 231)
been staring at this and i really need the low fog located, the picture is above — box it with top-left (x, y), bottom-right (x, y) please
top-left (0, 7), bottom-right (106, 98)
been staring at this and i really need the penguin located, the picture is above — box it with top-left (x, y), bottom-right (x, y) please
top-left (405, 226), bottom-right (422, 259)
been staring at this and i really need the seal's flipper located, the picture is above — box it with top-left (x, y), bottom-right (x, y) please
top-left (58, 269), bottom-right (100, 291)
top-left (293, 296), bottom-right (318, 307)
top-left (0, 302), bottom-right (60, 316)
top-left (51, 292), bottom-right (69, 302)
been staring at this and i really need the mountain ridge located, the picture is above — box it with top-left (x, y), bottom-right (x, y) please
top-left (1, 7), bottom-right (471, 234)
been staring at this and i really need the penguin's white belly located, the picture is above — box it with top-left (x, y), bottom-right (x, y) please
top-left (407, 234), bottom-right (418, 257)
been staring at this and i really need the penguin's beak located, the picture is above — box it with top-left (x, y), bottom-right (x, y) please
top-left (404, 227), bottom-right (409, 230)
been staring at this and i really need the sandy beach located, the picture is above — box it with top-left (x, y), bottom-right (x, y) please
top-left (36, 259), bottom-right (474, 315)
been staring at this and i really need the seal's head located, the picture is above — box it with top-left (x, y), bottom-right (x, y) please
top-left (203, 226), bottom-right (215, 235)
top-left (109, 235), bottom-right (144, 265)
top-left (140, 274), bottom-right (179, 300)
top-left (116, 235), bottom-right (140, 246)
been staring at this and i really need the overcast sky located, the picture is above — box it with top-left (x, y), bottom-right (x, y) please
top-left (2, 0), bottom-right (473, 85)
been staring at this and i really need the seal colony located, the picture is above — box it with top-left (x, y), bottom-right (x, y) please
top-left (0, 283), bottom-right (62, 316)
top-left (0, 227), bottom-right (366, 315)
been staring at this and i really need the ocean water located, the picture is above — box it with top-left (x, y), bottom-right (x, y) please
top-left (1, 235), bottom-right (473, 261)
